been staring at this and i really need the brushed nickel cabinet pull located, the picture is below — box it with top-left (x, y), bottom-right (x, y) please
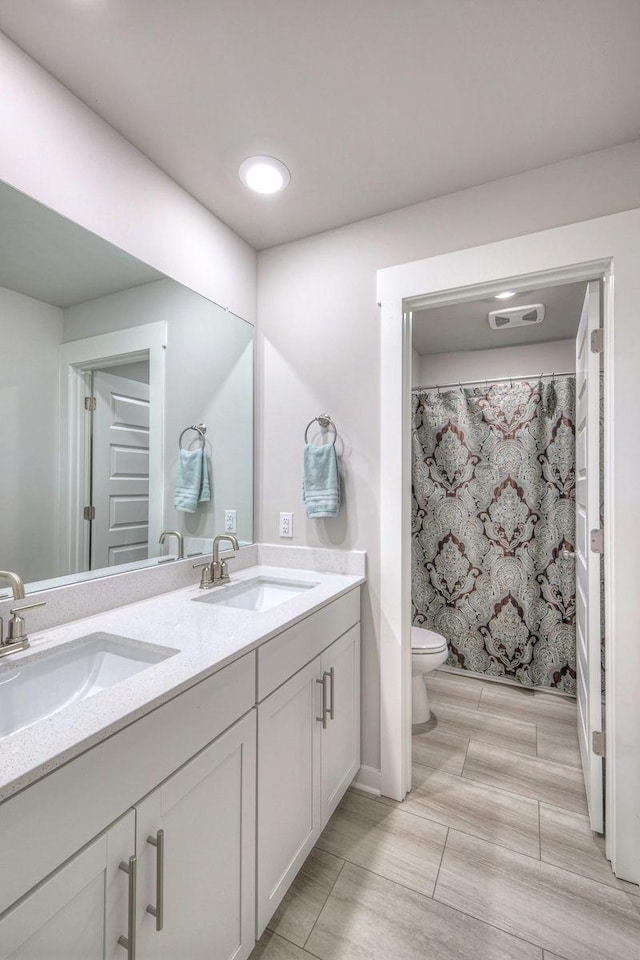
top-left (316, 675), bottom-right (328, 729)
top-left (118, 855), bottom-right (137, 959)
top-left (146, 829), bottom-right (165, 932)
top-left (328, 667), bottom-right (335, 721)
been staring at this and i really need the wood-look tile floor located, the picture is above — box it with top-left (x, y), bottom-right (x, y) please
top-left (249, 671), bottom-right (640, 960)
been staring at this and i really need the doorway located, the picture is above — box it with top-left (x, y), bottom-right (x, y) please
top-left (410, 278), bottom-right (604, 835)
top-left (58, 321), bottom-right (166, 579)
top-left (377, 207), bottom-right (640, 885)
top-left (89, 360), bottom-right (151, 570)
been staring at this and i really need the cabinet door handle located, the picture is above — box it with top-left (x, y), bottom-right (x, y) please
top-left (328, 667), bottom-right (335, 721)
top-left (316, 675), bottom-right (328, 728)
top-left (118, 855), bottom-right (137, 959)
top-left (146, 829), bottom-right (165, 932)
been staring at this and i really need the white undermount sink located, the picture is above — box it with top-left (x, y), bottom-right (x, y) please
top-left (0, 633), bottom-right (177, 740)
top-left (193, 576), bottom-right (318, 612)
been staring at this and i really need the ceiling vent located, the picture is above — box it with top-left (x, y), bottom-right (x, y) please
top-left (488, 303), bottom-right (545, 330)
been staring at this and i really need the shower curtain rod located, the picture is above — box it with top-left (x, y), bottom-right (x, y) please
top-left (412, 371), bottom-right (575, 392)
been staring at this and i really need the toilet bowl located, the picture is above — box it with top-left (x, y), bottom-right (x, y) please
top-left (411, 626), bottom-right (449, 724)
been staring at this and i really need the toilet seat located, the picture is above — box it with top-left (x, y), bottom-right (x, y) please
top-left (411, 626), bottom-right (448, 655)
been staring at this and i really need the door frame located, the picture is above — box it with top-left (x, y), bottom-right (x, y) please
top-left (377, 207), bottom-right (640, 884)
top-left (58, 322), bottom-right (167, 576)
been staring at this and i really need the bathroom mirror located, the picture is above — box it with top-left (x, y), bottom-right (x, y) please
top-left (0, 180), bottom-right (253, 594)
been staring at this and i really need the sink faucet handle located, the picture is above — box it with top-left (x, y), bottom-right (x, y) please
top-left (9, 600), bottom-right (46, 615)
top-left (193, 561), bottom-right (212, 590)
top-left (6, 600), bottom-right (46, 645)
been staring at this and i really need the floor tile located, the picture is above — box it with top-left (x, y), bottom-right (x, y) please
top-left (540, 803), bottom-right (640, 897)
top-left (478, 684), bottom-right (577, 729)
top-left (435, 830), bottom-right (640, 960)
top-left (425, 670), bottom-right (484, 708)
top-left (306, 861), bottom-right (542, 960)
top-left (316, 790), bottom-right (447, 897)
top-left (267, 848), bottom-right (344, 946)
top-left (536, 724), bottom-right (581, 768)
top-left (430, 700), bottom-right (538, 756)
top-left (380, 762), bottom-right (540, 859)
top-left (463, 740), bottom-right (588, 815)
top-left (411, 719), bottom-right (469, 774)
top-left (250, 930), bottom-right (311, 959)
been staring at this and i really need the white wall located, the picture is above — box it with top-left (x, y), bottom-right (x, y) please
top-left (0, 285), bottom-right (62, 581)
top-left (97, 360), bottom-right (150, 384)
top-left (414, 339), bottom-right (575, 387)
top-left (0, 32), bottom-right (256, 323)
top-left (257, 140), bottom-right (640, 772)
top-left (64, 279), bottom-right (254, 546)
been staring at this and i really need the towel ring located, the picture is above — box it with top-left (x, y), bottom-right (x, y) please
top-left (179, 423), bottom-right (207, 450)
top-left (304, 414), bottom-right (337, 446)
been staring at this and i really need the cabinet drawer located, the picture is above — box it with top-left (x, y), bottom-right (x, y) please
top-left (0, 651), bottom-right (255, 913)
top-left (257, 589), bottom-right (360, 701)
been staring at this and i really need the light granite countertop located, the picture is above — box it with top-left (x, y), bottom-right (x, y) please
top-left (0, 564), bottom-right (364, 802)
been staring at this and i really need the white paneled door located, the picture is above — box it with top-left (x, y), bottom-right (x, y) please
top-left (91, 370), bottom-right (150, 569)
top-left (575, 279), bottom-right (604, 833)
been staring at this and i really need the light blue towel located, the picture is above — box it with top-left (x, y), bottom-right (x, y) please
top-left (303, 443), bottom-right (341, 518)
top-left (174, 449), bottom-right (210, 513)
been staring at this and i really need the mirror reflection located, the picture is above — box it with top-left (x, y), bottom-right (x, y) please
top-left (0, 181), bottom-right (253, 592)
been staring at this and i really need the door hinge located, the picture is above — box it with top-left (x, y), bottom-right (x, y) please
top-left (84, 396), bottom-right (96, 412)
top-left (590, 528), bottom-right (604, 554)
top-left (590, 328), bottom-right (604, 354)
top-left (83, 505), bottom-right (96, 520)
top-left (592, 730), bottom-right (606, 757)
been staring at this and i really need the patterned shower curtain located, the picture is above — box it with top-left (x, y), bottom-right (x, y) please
top-left (412, 377), bottom-right (576, 693)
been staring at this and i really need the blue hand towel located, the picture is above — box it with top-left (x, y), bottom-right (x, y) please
top-left (174, 449), bottom-right (210, 513)
top-left (303, 443), bottom-right (341, 518)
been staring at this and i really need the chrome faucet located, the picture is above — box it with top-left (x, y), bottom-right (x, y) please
top-left (0, 570), bottom-right (46, 658)
top-left (193, 535), bottom-right (239, 589)
top-left (159, 530), bottom-right (184, 560)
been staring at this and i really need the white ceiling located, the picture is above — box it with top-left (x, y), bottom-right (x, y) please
top-left (0, 1), bottom-right (639, 250)
top-left (412, 282), bottom-right (587, 355)
top-left (0, 180), bottom-right (163, 307)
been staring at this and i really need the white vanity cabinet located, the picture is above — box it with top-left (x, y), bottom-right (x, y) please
top-left (319, 623), bottom-right (361, 825)
top-left (0, 713), bottom-right (256, 960)
top-left (135, 711), bottom-right (256, 960)
top-left (0, 811), bottom-right (135, 960)
top-left (0, 581), bottom-right (363, 959)
top-left (257, 659), bottom-right (322, 931)
top-left (256, 590), bottom-right (361, 935)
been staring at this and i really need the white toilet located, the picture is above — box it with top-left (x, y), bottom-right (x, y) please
top-left (411, 626), bottom-right (449, 723)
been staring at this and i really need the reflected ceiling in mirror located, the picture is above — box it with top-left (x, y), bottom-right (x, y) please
top-left (0, 181), bottom-right (254, 595)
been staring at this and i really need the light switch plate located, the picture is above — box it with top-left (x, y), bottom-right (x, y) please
top-left (279, 512), bottom-right (293, 538)
top-left (224, 509), bottom-right (237, 533)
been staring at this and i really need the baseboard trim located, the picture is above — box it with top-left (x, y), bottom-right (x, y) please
top-left (351, 764), bottom-right (382, 797)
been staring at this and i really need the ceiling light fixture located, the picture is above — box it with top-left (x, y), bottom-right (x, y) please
top-left (495, 290), bottom-right (516, 300)
top-left (239, 156), bottom-right (291, 195)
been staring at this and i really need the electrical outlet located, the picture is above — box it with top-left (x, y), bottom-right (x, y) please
top-left (279, 512), bottom-right (293, 538)
top-left (224, 509), bottom-right (237, 533)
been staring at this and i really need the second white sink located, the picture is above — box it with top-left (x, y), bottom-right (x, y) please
top-left (193, 576), bottom-right (318, 612)
top-left (0, 633), bottom-right (177, 741)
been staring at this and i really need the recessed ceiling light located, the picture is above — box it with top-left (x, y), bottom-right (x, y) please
top-left (239, 156), bottom-right (291, 195)
top-left (495, 290), bottom-right (517, 300)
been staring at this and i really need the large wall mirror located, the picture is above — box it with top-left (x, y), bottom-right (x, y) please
top-left (0, 181), bottom-right (253, 594)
